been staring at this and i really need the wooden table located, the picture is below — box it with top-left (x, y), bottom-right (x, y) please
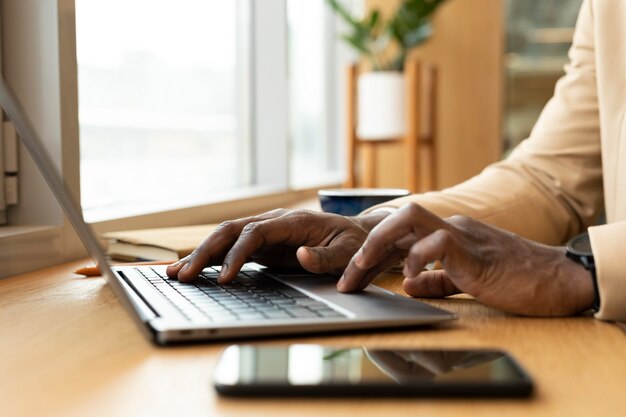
top-left (1, 259), bottom-right (625, 417)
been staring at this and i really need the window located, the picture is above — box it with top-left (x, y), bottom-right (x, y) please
top-left (76, 0), bottom-right (248, 220)
top-left (287, 0), bottom-right (339, 187)
top-left (75, 0), bottom-right (352, 223)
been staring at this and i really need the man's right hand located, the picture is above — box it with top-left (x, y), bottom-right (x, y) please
top-left (165, 208), bottom-right (389, 284)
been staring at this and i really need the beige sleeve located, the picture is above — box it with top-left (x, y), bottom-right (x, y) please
top-left (366, 0), bottom-right (603, 247)
top-left (589, 222), bottom-right (626, 322)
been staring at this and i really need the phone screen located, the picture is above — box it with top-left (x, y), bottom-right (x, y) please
top-left (213, 345), bottom-right (533, 397)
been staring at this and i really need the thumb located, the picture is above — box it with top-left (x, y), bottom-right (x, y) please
top-left (402, 269), bottom-right (460, 298)
top-left (296, 245), bottom-right (354, 275)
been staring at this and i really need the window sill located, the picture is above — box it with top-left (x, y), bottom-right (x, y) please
top-left (0, 182), bottom-right (339, 278)
top-left (0, 225), bottom-right (64, 279)
top-left (89, 183), bottom-right (339, 235)
top-left (84, 171), bottom-right (345, 224)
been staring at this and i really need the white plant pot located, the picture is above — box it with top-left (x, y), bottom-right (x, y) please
top-left (357, 71), bottom-right (406, 140)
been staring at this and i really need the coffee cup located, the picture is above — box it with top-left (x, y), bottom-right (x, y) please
top-left (318, 188), bottom-right (410, 216)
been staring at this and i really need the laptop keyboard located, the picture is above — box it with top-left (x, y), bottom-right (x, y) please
top-left (136, 266), bottom-right (346, 323)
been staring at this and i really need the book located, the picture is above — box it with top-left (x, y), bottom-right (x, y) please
top-left (102, 224), bottom-right (217, 262)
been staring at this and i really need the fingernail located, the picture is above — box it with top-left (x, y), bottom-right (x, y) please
top-left (337, 275), bottom-right (345, 289)
top-left (402, 265), bottom-right (412, 277)
top-left (302, 246), bottom-right (318, 264)
top-left (353, 248), bottom-right (364, 267)
top-left (171, 255), bottom-right (191, 267)
top-left (218, 264), bottom-right (229, 283)
top-left (179, 262), bottom-right (191, 274)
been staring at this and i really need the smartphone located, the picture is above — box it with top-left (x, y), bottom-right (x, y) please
top-left (213, 345), bottom-right (533, 398)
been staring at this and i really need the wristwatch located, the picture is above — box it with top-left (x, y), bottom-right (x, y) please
top-left (565, 232), bottom-right (600, 311)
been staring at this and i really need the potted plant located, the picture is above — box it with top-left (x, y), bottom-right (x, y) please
top-left (327, 0), bottom-right (446, 140)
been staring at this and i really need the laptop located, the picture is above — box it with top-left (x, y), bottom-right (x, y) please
top-left (1, 77), bottom-right (455, 345)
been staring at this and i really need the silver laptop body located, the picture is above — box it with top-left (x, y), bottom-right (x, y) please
top-left (1, 77), bottom-right (455, 345)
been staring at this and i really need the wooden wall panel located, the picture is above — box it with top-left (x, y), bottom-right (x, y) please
top-left (362, 0), bottom-right (504, 189)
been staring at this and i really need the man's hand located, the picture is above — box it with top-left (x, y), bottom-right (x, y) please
top-left (166, 209), bottom-right (389, 284)
top-left (339, 203), bottom-right (595, 317)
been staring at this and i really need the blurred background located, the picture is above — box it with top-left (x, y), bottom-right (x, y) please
top-left (504, 0), bottom-right (582, 153)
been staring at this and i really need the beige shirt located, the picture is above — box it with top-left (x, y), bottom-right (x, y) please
top-left (370, 0), bottom-right (626, 321)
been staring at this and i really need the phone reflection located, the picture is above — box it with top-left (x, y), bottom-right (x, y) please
top-left (214, 345), bottom-right (511, 386)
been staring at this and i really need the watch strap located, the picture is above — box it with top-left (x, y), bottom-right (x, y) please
top-left (566, 232), bottom-right (600, 312)
top-left (580, 256), bottom-right (600, 312)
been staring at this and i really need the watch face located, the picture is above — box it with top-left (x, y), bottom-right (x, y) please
top-left (568, 232), bottom-right (593, 257)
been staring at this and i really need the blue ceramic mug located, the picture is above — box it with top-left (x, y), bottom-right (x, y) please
top-left (318, 188), bottom-right (410, 216)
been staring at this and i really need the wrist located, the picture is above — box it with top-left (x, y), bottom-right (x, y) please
top-left (561, 255), bottom-right (596, 314)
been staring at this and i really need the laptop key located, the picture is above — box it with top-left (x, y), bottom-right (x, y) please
top-left (235, 293), bottom-right (260, 300)
top-left (210, 294), bottom-right (233, 300)
top-left (184, 295), bottom-right (212, 302)
top-left (218, 299), bottom-right (246, 307)
top-left (247, 302), bottom-right (270, 310)
top-left (227, 305), bottom-right (256, 313)
top-left (200, 289), bottom-right (223, 295)
top-left (239, 265), bottom-right (258, 272)
top-left (140, 270), bottom-right (160, 279)
top-left (281, 289), bottom-right (309, 298)
top-left (270, 298), bottom-right (296, 306)
top-left (196, 304), bottom-right (225, 312)
top-left (287, 308), bottom-right (319, 318)
top-left (236, 311), bottom-right (266, 320)
top-left (263, 310), bottom-right (292, 319)
top-left (177, 288), bottom-right (204, 295)
top-left (293, 298), bottom-right (325, 307)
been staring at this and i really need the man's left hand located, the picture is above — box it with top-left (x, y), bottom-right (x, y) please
top-left (338, 203), bottom-right (595, 317)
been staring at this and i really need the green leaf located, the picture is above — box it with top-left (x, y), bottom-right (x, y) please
top-left (326, 0), bottom-right (446, 65)
top-left (325, 0), bottom-right (361, 31)
top-left (368, 10), bottom-right (380, 30)
top-left (341, 33), bottom-right (369, 55)
top-left (388, 0), bottom-right (446, 48)
top-left (323, 349), bottom-right (352, 361)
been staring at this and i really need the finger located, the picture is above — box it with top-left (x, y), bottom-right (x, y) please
top-left (173, 209), bottom-right (288, 282)
top-left (296, 247), bottom-right (341, 275)
top-left (173, 221), bottom-right (242, 282)
top-left (165, 255), bottom-right (192, 278)
top-left (354, 203), bottom-right (448, 271)
top-left (353, 253), bottom-right (404, 292)
top-left (338, 252), bottom-right (404, 293)
top-left (296, 236), bottom-right (362, 275)
top-left (219, 218), bottom-right (294, 283)
top-left (402, 270), bottom-right (460, 298)
top-left (403, 229), bottom-right (456, 277)
top-left (339, 203), bottom-right (445, 291)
